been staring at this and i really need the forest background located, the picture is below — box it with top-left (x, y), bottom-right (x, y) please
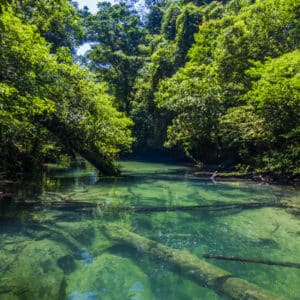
top-left (0, 0), bottom-right (299, 180)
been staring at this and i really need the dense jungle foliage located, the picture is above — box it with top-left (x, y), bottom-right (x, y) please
top-left (0, 0), bottom-right (133, 175)
top-left (0, 0), bottom-right (299, 179)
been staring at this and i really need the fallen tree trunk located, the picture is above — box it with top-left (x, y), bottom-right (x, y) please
top-left (203, 254), bottom-right (300, 269)
top-left (78, 146), bottom-right (120, 176)
top-left (39, 114), bottom-right (120, 176)
top-left (102, 225), bottom-right (284, 300)
top-left (27, 223), bottom-right (83, 253)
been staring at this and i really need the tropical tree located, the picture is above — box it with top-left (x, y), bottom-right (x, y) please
top-left (0, 7), bottom-right (133, 175)
top-left (84, 2), bottom-right (147, 113)
top-left (155, 0), bottom-right (300, 177)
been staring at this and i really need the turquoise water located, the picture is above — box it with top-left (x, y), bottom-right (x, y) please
top-left (0, 160), bottom-right (299, 299)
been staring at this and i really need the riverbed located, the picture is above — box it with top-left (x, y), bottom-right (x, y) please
top-left (0, 160), bottom-right (299, 299)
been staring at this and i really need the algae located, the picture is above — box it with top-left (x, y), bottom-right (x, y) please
top-left (1, 239), bottom-right (69, 299)
top-left (66, 253), bottom-right (153, 300)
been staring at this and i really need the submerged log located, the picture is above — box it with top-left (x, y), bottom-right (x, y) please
top-left (25, 223), bottom-right (83, 253)
top-left (11, 199), bottom-right (300, 213)
top-left (203, 254), bottom-right (300, 269)
top-left (102, 225), bottom-right (284, 300)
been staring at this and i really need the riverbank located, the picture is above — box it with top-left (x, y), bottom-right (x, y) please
top-left (193, 169), bottom-right (300, 186)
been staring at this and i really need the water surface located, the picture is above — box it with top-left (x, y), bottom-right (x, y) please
top-left (0, 160), bottom-right (299, 299)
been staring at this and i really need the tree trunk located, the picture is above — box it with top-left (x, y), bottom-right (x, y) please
top-left (38, 114), bottom-right (119, 176)
top-left (102, 225), bottom-right (284, 300)
top-left (78, 146), bottom-right (119, 176)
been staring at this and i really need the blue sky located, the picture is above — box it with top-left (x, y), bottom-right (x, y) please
top-left (76, 0), bottom-right (99, 14)
top-left (75, 1), bottom-right (99, 55)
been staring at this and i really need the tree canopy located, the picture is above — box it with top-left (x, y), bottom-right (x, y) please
top-left (152, 0), bottom-right (300, 177)
top-left (0, 3), bottom-right (133, 175)
top-left (83, 2), bottom-right (147, 113)
top-left (0, 0), bottom-right (299, 179)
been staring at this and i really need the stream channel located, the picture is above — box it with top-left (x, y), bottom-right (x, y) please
top-left (0, 160), bottom-right (300, 299)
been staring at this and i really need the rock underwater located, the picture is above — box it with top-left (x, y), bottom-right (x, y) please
top-left (66, 253), bottom-right (153, 300)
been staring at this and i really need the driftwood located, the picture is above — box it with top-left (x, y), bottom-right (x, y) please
top-left (203, 254), bottom-right (300, 269)
top-left (102, 225), bottom-right (284, 300)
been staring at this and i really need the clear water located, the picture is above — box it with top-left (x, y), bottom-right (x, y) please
top-left (0, 160), bottom-right (299, 300)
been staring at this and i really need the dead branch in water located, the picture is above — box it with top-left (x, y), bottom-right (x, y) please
top-left (203, 254), bottom-right (300, 269)
top-left (3, 198), bottom-right (299, 214)
top-left (15, 201), bottom-right (300, 213)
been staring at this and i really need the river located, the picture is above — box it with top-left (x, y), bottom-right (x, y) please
top-left (0, 160), bottom-right (299, 299)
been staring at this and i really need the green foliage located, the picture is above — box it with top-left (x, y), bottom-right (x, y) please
top-left (0, 9), bottom-right (56, 172)
top-left (161, 3), bottom-right (181, 40)
top-left (202, 1), bottom-right (224, 19)
top-left (145, 0), bottom-right (165, 34)
top-left (154, 0), bottom-right (300, 177)
top-left (130, 33), bottom-right (178, 150)
top-left (246, 50), bottom-right (300, 138)
top-left (131, 1), bottom-right (205, 151)
top-left (0, 8), bottom-right (133, 174)
top-left (219, 50), bottom-right (300, 176)
top-left (84, 2), bottom-right (147, 113)
top-left (8, 0), bottom-right (83, 51)
top-left (3, 0), bottom-right (297, 178)
top-left (175, 3), bottom-right (203, 65)
top-left (156, 63), bottom-right (224, 161)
